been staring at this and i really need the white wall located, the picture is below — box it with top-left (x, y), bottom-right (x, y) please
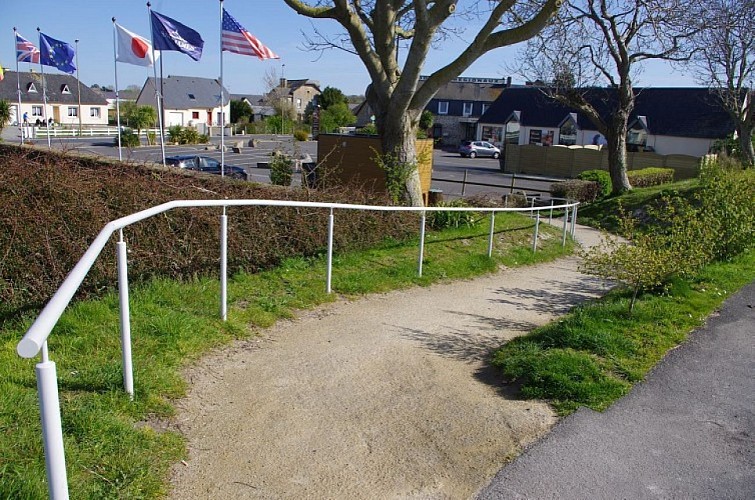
top-left (14, 102), bottom-right (107, 126)
top-left (646, 135), bottom-right (715, 156)
top-left (167, 104), bottom-right (231, 127)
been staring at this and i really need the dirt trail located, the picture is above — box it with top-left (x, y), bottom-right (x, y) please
top-left (169, 225), bottom-right (607, 499)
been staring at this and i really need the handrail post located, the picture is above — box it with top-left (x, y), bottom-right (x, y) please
top-left (487, 211), bottom-right (495, 258)
top-left (326, 207), bottom-right (334, 293)
top-left (530, 196), bottom-right (535, 217)
top-left (418, 211), bottom-right (426, 277)
top-left (532, 211), bottom-right (540, 253)
top-left (36, 348), bottom-right (69, 500)
top-left (562, 206), bottom-right (570, 247)
top-left (571, 203), bottom-right (578, 237)
top-left (116, 231), bottom-right (133, 398)
top-left (549, 199), bottom-right (554, 224)
top-left (220, 208), bottom-right (228, 321)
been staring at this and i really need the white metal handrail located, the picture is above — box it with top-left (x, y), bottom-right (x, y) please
top-left (16, 198), bottom-right (579, 499)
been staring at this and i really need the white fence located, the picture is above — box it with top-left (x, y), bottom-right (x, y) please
top-left (26, 126), bottom-right (161, 139)
top-left (16, 198), bottom-right (580, 499)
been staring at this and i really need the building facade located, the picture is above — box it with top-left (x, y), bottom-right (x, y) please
top-left (136, 75), bottom-right (230, 128)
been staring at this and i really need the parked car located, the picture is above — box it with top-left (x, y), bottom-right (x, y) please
top-left (165, 155), bottom-right (249, 180)
top-left (459, 140), bottom-right (501, 159)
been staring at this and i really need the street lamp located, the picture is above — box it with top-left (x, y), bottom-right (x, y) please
top-left (75, 39), bottom-right (82, 136)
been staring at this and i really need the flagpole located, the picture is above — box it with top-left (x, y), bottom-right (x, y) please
top-left (147, 2), bottom-right (166, 167)
top-left (13, 27), bottom-right (24, 145)
top-left (75, 39), bottom-right (82, 137)
top-left (112, 18), bottom-right (122, 162)
top-left (219, 0), bottom-right (225, 177)
top-left (37, 28), bottom-right (51, 150)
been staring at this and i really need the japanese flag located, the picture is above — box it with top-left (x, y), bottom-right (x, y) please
top-left (115, 23), bottom-right (159, 67)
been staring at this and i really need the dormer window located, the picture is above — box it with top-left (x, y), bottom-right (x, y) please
top-left (558, 113), bottom-right (579, 146)
top-left (61, 84), bottom-right (71, 94)
top-left (27, 83), bottom-right (37, 93)
top-left (188, 93), bottom-right (196, 100)
top-left (627, 116), bottom-right (648, 151)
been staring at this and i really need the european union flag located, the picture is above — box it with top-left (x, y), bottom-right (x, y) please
top-left (150, 10), bottom-right (204, 61)
top-left (39, 32), bottom-right (76, 74)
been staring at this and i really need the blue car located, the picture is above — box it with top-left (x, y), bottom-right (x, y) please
top-left (165, 155), bottom-right (249, 180)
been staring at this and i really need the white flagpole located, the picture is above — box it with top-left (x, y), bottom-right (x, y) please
top-left (13, 27), bottom-right (24, 145)
top-left (37, 28), bottom-right (51, 149)
top-left (112, 18), bottom-right (122, 161)
top-left (147, 2), bottom-right (166, 167)
top-left (219, 0), bottom-right (225, 177)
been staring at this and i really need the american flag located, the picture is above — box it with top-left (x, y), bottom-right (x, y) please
top-left (221, 8), bottom-right (279, 59)
top-left (16, 33), bottom-right (40, 63)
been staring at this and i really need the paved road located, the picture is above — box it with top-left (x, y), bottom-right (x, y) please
top-left (477, 282), bottom-right (755, 500)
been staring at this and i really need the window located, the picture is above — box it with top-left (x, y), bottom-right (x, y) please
top-left (188, 93), bottom-right (196, 100)
top-left (438, 101), bottom-right (449, 115)
top-left (462, 102), bottom-right (473, 117)
top-left (481, 125), bottom-right (503, 146)
top-left (27, 83), bottom-right (37, 93)
top-left (61, 84), bottom-right (71, 94)
top-left (627, 119), bottom-right (648, 151)
top-left (192, 111), bottom-right (200, 119)
top-left (504, 121), bottom-right (520, 145)
top-left (529, 129), bottom-right (542, 145)
top-left (481, 104), bottom-right (489, 115)
top-left (558, 120), bottom-right (577, 145)
top-left (297, 98), bottom-right (302, 109)
top-left (32, 105), bottom-right (43, 116)
top-left (67, 107), bottom-right (78, 117)
top-left (90, 107), bottom-right (101, 118)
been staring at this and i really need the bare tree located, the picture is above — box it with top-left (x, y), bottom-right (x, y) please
top-left (687, 0), bottom-right (754, 166)
top-left (283, 0), bottom-right (563, 205)
top-left (515, 0), bottom-right (697, 194)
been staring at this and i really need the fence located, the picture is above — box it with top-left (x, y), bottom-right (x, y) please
top-left (501, 144), bottom-right (703, 180)
top-left (16, 198), bottom-right (580, 499)
top-left (27, 127), bottom-right (161, 139)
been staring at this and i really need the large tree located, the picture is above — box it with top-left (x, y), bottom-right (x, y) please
top-left (687, 0), bottom-right (754, 166)
top-left (283, 0), bottom-right (563, 205)
top-left (515, 0), bottom-right (696, 194)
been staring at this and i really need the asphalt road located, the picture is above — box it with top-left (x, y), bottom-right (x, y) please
top-left (477, 281), bottom-right (755, 500)
top-left (8, 132), bottom-right (559, 199)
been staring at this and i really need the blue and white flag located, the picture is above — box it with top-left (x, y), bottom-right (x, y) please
top-left (39, 32), bottom-right (76, 74)
top-left (150, 10), bottom-right (204, 61)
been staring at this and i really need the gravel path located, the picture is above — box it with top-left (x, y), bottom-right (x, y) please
top-left (169, 224), bottom-right (607, 499)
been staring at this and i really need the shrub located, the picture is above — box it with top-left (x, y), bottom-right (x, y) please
top-left (197, 134), bottom-right (209, 144)
top-left (578, 170), bottom-right (612, 198)
top-left (373, 151), bottom-right (416, 205)
top-left (146, 132), bottom-right (157, 146)
top-left (427, 199), bottom-right (481, 230)
top-left (179, 127), bottom-right (200, 145)
top-left (293, 129), bottom-right (309, 142)
top-left (117, 128), bottom-right (140, 148)
top-left (167, 125), bottom-right (183, 143)
top-left (627, 167), bottom-right (674, 188)
top-left (551, 179), bottom-right (599, 202)
top-left (269, 152), bottom-right (294, 186)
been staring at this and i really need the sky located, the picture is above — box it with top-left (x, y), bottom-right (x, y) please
top-left (1, 0), bottom-right (698, 97)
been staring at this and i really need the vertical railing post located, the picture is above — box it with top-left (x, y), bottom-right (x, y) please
top-left (549, 199), bottom-right (554, 224)
top-left (116, 230), bottom-right (133, 398)
top-left (562, 206), bottom-right (570, 247)
top-left (461, 169), bottom-right (468, 197)
top-left (326, 207), bottom-right (334, 293)
top-left (36, 344), bottom-right (69, 500)
top-left (532, 210), bottom-right (540, 253)
top-left (220, 208), bottom-right (228, 321)
top-left (487, 211), bottom-right (496, 258)
top-left (571, 203), bottom-right (578, 237)
top-left (418, 211), bottom-right (426, 277)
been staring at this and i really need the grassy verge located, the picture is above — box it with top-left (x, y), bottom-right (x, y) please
top-left (492, 248), bottom-right (754, 416)
top-left (0, 212), bottom-right (573, 498)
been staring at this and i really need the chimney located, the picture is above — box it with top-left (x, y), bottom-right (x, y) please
top-left (506, 76), bottom-right (512, 87)
top-left (280, 78), bottom-right (287, 88)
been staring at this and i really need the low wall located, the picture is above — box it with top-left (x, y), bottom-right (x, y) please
top-left (501, 144), bottom-right (702, 180)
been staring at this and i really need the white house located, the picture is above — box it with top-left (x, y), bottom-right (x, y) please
top-left (477, 87), bottom-right (736, 157)
top-left (0, 71), bottom-right (108, 127)
top-left (136, 75), bottom-right (230, 129)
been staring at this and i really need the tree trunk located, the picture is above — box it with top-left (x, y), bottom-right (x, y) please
top-left (380, 111), bottom-right (424, 206)
top-left (606, 115), bottom-right (632, 194)
top-left (738, 123), bottom-right (755, 167)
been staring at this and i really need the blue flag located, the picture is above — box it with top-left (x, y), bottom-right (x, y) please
top-left (39, 32), bottom-right (76, 74)
top-left (150, 10), bottom-right (204, 61)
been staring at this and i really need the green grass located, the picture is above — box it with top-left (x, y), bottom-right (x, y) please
top-left (0, 212), bottom-right (573, 499)
top-left (492, 248), bottom-right (755, 416)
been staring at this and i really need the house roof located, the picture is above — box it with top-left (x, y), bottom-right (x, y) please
top-left (136, 75), bottom-right (229, 109)
top-left (0, 71), bottom-right (107, 105)
top-left (430, 80), bottom-right (507, 102)
top-left (230, 93), bottom-right (264, 104)
top-left (479, 86), bottom-right (735, 139)
top-left (95, 88), bottom-right (140, 101)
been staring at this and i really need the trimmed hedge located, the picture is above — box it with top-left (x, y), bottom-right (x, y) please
top-left (0, 145), bottom-right (416, 309)
top-left (578, 170), bottom-right (612, 198)
top-left (551, 179), bottom-right (600, 202)
top-left (628, 167), bottom-right (674, 188)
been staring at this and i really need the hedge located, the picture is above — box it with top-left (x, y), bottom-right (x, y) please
top-left (628, 167), bottom-right (674, 188)
top-left (550, 179), bottom-right (600, 202)
top-left (578, 170), bottom-right (612, 198)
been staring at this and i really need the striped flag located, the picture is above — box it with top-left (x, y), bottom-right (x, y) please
top-left (16, 33), bottom-right (40, 63)
top-left (221, 8), bottom-right (279, 59)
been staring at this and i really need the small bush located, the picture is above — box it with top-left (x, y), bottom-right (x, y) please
top-left (117, 128), bottom-right (140, 148)
top-left (269, 152), bottom-right (294, 186)
top-left (551, 179), bottom-right (599, 202)
top-left (627, 168), bottom-right (674, 188)
top-left (179, 127), bottom-right (200, 145)
top-left (198, 134), bottom-right (209, 144)
top-left (427, 199), bottom-right (481, 230)
top-left (578, 170), bottom-right (612, 198)
top-left (293, 129), bottom-right (309, 142)
top-left (167, 125), bottom-right (182, 143)
top-left (146, 132), bottom-right (156, 146)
